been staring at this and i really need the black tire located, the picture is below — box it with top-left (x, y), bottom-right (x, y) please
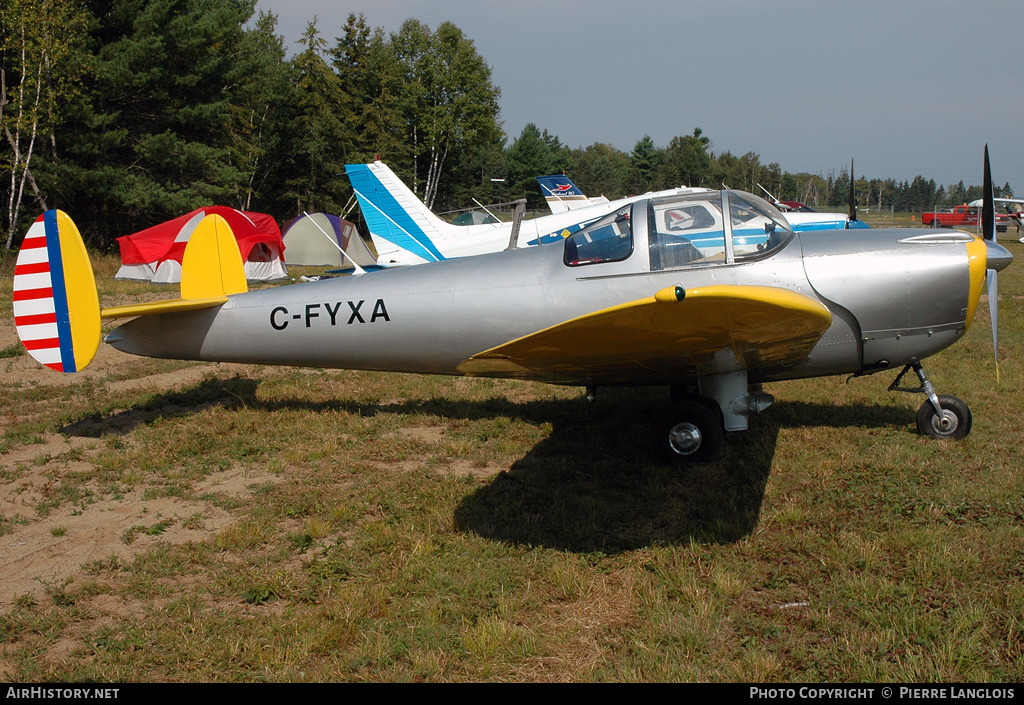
top-left (916, 394), bottom-right (972, 440)
top-left (661, 400), bottom-right (724, 464)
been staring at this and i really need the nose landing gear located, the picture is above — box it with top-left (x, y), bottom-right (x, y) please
top-left (889, 362), bottom-right (972, 440)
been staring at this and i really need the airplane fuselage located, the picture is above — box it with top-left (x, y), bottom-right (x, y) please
top-left (108, 191), bottom-right (991, 390)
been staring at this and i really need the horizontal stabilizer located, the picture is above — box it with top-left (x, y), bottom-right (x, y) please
top-left (13, 210), bottom-right (244, 373)
top-left (101, 297), bottom-right (229, 320)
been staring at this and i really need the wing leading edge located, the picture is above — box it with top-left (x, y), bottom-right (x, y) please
top-left (458, 285), bottom-right (833, 385)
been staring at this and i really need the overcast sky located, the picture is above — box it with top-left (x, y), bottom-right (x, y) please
top-left (253, 0), bottom-right (1024, 192)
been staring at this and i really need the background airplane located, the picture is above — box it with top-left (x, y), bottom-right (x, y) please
top-left (345, 161), bottom-right (868, 267)
top-left (535, 173), bottom-right (609, 213)
top-left (964, 196), bottom-right (1024, 242)
top-left (759, 159), bottom-right (870, 232)
top-left (13, 150), bottom-right (1011, 464)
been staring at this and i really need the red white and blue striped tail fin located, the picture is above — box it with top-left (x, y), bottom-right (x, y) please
top-left (12, 210), bottom-right (101, 373)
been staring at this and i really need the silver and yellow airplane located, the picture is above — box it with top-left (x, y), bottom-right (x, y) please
top-left (12, 151), bottom-right (1012, 463)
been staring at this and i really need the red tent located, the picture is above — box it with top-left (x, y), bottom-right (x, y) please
top-left (115, 206), bottom-right (287, 282)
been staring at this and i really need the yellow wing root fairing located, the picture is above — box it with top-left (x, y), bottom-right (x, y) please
top-left (458, 285), bottom-right (833, 384)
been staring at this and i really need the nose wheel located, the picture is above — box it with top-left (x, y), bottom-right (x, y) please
top-left (915, 393), bottom-right (972, 440)
top-left (889, 363), bottom-right (973, 440)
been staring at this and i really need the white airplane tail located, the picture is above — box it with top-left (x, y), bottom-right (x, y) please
top-left (345, 162), bottom-right (456, 265)
top-left (535, 173), bottom-right (609, 214)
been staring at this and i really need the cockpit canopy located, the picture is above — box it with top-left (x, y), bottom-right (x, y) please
top-left (564, 190), bottom-right (793, 269)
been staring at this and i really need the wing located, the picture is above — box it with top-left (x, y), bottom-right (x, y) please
top-left (458, 285), bottom-right (832, 385)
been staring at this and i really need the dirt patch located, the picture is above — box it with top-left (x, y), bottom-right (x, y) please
top-left (0, 314), bottom-right (282, 607)
top-left (0, 437), bottom-right (284, 606)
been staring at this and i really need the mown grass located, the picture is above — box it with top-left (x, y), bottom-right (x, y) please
top-left (0, 245), bottom-right (1022, 682)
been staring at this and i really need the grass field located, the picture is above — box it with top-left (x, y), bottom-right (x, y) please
top-left (0, 234), bottom-right (1022, 682)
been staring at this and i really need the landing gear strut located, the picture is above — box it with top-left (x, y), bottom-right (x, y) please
top-left (889, 363), bottom-right (972, 440)
top-left (660, 371), bottom-right (774, 464)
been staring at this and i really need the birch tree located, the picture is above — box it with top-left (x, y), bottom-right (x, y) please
top-left (389, 20), bottom-right (501, 210)
top-left (0, 0), bottom-right (86, 248)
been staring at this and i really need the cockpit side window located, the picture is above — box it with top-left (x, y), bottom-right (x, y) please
top-left (648, 191), bottom-right (793, 271)
top-left (649, 194), bottom-right (726, 271)
top-left (564, 207), bottom-right (633, 266)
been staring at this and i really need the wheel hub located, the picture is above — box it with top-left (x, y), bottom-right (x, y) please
top-left (668, 422), bottom-right (702, 456)
top-left (931, 409), bottom-right (958, 435)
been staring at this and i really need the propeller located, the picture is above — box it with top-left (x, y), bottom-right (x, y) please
top-left (848, 158), bottom-right (858, 226)
top-left (983, 145), bottom-right (1003, 382)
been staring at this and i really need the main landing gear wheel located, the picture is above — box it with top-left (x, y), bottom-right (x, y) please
top-left (916, 394), bottom-right (972, 440)
top-left (661, 400), bottom-right (724, 464)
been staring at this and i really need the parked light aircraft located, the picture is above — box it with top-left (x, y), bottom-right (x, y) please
top-left (345, 161), bottom-right (869, 268)
top-left (759, 159), bottom-right (870, 231)
top-left (535, 173), bottom-right (609, 213)
top-left (964, 196), bottom-right (1024, 242)
top-left (12, 150), bottom-right (1011, 463)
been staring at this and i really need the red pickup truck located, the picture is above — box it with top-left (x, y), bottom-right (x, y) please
top-left (922, 204), bottom-right (1011, 231)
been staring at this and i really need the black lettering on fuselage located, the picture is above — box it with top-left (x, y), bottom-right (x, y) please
top-left (325, 301), bottom-right (342, 325)
top-left (371, 299), bottom-right (390, 322)
top-left (269, 299), bottom-right (391, 330)
top-left (347, 300), bottom-right (365, 324)
top-left (305, 303), bottom-right (320, 327)
top-left (271, 306), bottom-right (288, 330)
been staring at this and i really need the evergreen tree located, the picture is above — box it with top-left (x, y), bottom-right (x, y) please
top-left (505, 123), bottom-right (556, 207)
top-left (231, 10), bottom-right (293, 214)
top-left (659, 128), bottom-right (710, 188)
top-left (629, 135), bottom-right (660, 194)
top-left (53, 0), bottom-right (259, 246)
top-left (568, 143), bottom-right (630, 200)
top-left (282, 19), bottom-right (349, 216)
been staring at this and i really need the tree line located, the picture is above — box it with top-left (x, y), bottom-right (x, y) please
top-left (1, 0), bottom-right (1013, 252)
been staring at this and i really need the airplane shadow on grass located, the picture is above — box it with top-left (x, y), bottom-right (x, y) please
top-left (452, 395), bottom-right (914, 553)
top-left (61, 377), bottom-right (916, 554)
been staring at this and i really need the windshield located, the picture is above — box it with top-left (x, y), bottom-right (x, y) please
top-left (729, 191), bottom-right (793, 261)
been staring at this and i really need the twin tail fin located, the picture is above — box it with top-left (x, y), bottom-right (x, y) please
top-left (13, 210), bottom-right (247, 373)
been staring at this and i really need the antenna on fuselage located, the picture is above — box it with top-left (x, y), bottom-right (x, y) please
top-left (302, 211), bottom-right (366, 275)
top-left (757, 183), bottom-right (781, 205)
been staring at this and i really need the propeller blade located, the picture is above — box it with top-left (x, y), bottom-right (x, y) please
top-left (848, 159), bottom-right (857, 224)
top-left (988, 270), bottom-right (1000, 383)
top-left (982, 144), bottom-right (1000, 381)
top-left (983, 145), bottom-right (994, 242)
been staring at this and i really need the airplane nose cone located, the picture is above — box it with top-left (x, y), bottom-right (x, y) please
top-left (986, 240), bottom-right (1013, 272)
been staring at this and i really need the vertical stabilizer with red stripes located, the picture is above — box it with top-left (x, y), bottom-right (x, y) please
top-left (12, 210), bottom-right (101, 372)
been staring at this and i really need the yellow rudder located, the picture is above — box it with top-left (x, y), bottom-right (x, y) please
top-left (180, 214), bottom-right (248, 300)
